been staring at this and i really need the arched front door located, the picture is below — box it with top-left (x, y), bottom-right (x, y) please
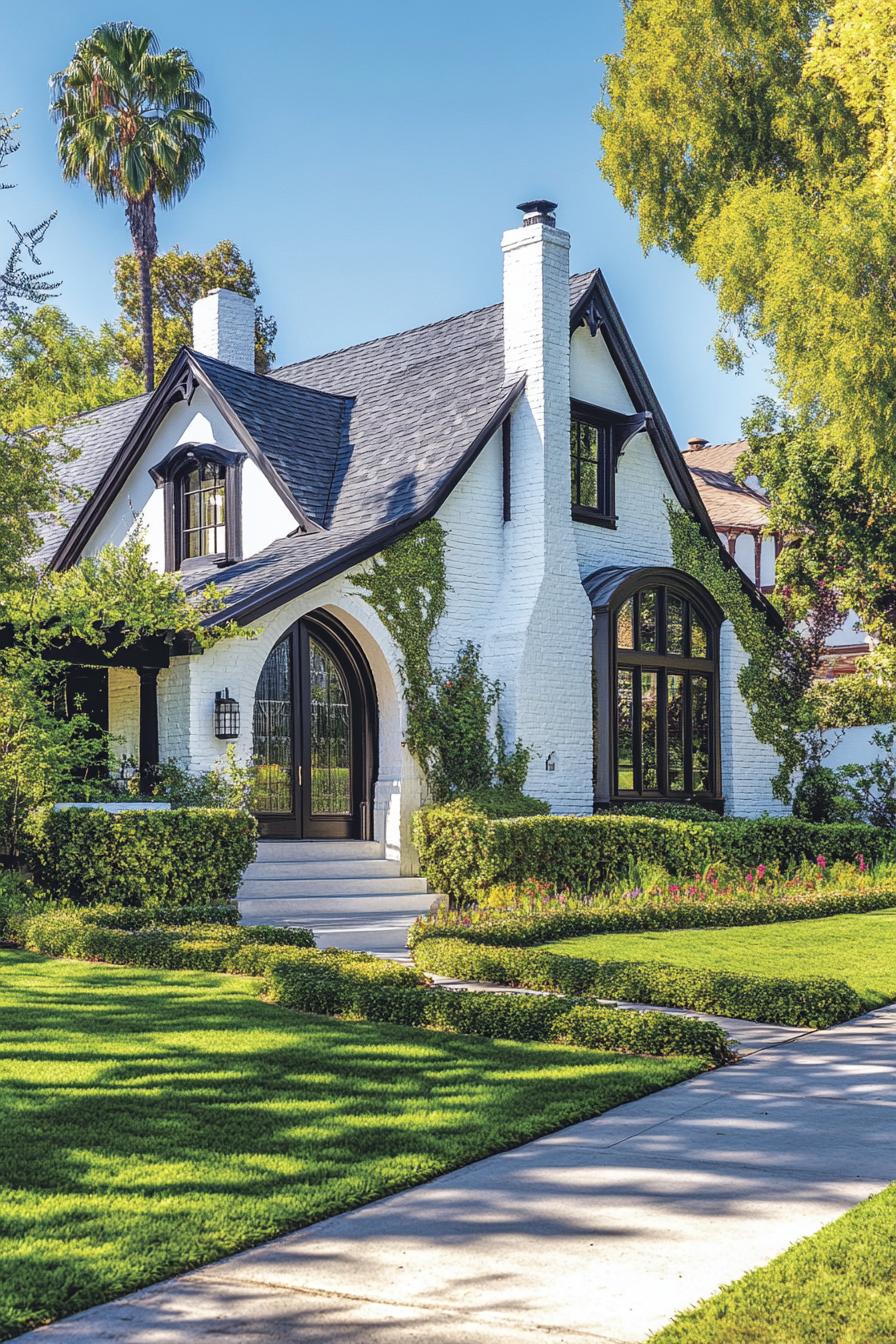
top-left (251, 611), bottom-right (377, 840)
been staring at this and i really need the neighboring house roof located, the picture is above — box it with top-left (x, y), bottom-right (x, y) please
top-left (38, 271), bottom-right (777, 627)
top-left (682, 439), bottom-right (770, 532)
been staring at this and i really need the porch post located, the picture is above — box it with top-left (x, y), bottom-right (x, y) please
top-left (138, 667), bottom-right (160, 795)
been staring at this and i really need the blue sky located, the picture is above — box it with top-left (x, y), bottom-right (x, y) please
top-left (1, 0), bottom-right (771, 443)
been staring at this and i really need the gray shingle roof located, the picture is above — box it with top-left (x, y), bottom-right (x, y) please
top-left (38, 273), bottom-right (600, 618)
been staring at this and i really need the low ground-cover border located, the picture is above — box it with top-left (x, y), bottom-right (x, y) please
top-left (1, 901), bottom-right (732, 1062)
top-left (412, 937), bottom-right (863, 1028)
top-left (413, 805), bottom-right (895, 904)
top-left (264, 958), bottom-right (734, 1062)
top-left (648, 1180), bottom-right (896, 1343)
top-left (409, 886), bottom-right (896, 947)
top-left (0, 949), bottom-right (704, 1342)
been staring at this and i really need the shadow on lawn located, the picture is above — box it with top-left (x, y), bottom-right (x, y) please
top-left (0, 949), bottom-right (690, 1340)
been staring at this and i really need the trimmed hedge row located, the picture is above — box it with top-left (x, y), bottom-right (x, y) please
top-left (409, 886), bottom-right (896, 946)
top-left (412, 938), bottom-right (864, 1028)
top-left (9, 907), bottom-right (315, 971)
top-left (413, 805), bottom-right (896, 904)
top-left (263, 959), bottom-right (734, 1062)
top-left (79, 902), bottom-right (240, 929)
top-left (24, 806), bottom-right (257, 907)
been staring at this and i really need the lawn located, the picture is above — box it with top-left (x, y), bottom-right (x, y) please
top-left (547, 908), bottom-right (896, 1007)
top-left (0, 949), bottom-right (700, 1339)
top-left (650, 1181), bottom-right (896, 1344)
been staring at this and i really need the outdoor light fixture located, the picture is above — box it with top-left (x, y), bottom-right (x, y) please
top-left (545, 751), bottom-right (557, 772)
top-left (214, 688), bottom-right (241, 740)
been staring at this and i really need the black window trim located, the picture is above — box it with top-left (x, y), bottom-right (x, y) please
top-left (570, 401), bottom-right (653, 530)
top-left (150, 442), bottom-right (244, 573)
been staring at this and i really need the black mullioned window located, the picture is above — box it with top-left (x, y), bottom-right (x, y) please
top-left (179, 459), bottom-right (227, 561)
top-left (570, 401), bottom-right (627, 527)
top-left (613, 584), bottom-right (719, 801)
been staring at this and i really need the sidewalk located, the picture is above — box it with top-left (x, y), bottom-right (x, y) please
top-left (18, 1004), bottom-right (896, 1343)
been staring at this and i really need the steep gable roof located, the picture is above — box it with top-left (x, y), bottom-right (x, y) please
top-left (683, 439), bottom-right (770, 531)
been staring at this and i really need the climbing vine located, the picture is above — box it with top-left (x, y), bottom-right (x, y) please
top-left (350, 522), bottom-right (530, 799)
top-left (666, 502), bottom-right (815, 801)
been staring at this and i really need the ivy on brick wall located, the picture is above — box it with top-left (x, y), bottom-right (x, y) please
top-left (666, 502), bottom-right (811, 801)
top-left (350, 522), bottom-right (530, 799)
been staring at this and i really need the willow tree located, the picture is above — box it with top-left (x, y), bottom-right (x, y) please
top-left (596, 1), bottom-right (896, 641)
top-left (50, 22), bottom-right (214, 391)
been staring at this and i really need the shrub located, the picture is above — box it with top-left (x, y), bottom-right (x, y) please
top-left (792, 767), bottom-right (856, 823)
top-left (456, 787), bottom-right (550, 819)
top-left (263, 961), bottom-right (733, 1062)
top-left (23, 806), bottom-right (257, 907)
top-left (837, 729), bottom-right (896, 829)
top-left (605, 801), bottom-right (723, 822)
top-left (79, 902), bottom-right (240, 929)
top-left (413, 806), bottom-right (896, 905)
top-left (412, 938), bottom-right (863, 1028)
top-left (409, 884), bottom-right (896, 947)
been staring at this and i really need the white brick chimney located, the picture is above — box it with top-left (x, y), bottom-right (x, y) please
top-left (191, 288), bottom-right (255, 371)
top-left (481, 201), bottom-right (594, 814)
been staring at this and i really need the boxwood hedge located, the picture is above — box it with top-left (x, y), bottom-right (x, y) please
top-left (24, 805), bottom-right (257, 907)
top-left (413, 805), bottom-right (896, 905)
top-left (412, 937), bottom-right (864, 1028)
top-left (263, 959), bottom-right (734, 1062)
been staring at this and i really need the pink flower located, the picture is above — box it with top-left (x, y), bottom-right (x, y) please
top-left (745, 871), bottom-right (753, 883)
top-left (669, 884), bottom-right (679, 893)
top-left (857, 853), bottom-right (867, 873)
top-left (756, 864), bottom-right (766, 880)
top-left (816, 855), bottom-right (827, 869)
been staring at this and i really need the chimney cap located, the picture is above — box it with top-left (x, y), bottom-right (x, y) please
top-left (517, 199), bottom-right (558, 227)
top-left (687, 436), bottom-right (710, 450)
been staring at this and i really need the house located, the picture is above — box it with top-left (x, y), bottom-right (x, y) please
top-left (682, 438), bottom-right (873, 679)
top-left (37, 200), bottom-right (788, 869)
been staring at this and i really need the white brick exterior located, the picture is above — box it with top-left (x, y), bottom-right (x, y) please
top-left (75, 214), bottom-right (787, 864)
top-left (191, 289), bottom-right (255, 372)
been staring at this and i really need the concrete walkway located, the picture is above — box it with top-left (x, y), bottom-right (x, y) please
top-left (19, 1004), bottom-right (896, 1344)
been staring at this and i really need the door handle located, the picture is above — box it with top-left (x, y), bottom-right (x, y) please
top-left (296, 765), bottom-right (303, 787)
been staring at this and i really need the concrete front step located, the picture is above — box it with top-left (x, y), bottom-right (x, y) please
top-left (239, 875), bottom-right (428, 899)
top-left (240, 892), bottom-right (433, 921)
top-left (245, 858), bottom-right (402, 881)
top-left (255, 839), bottom-right (383, 862)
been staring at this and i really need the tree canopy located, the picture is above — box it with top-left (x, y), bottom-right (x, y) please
top-left (596, 0), bottom-right (896, 641)
top-left (113, 240), bottom-right (277, 378)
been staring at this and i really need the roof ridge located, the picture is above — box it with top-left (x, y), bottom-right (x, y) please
top-left (189, 347), bottom-right (350, 406)
top-left (270, 270), bottom-right (599, 379)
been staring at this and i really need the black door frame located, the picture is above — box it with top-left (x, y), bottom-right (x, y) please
top-left (254, 609), bottom-right (378, 841)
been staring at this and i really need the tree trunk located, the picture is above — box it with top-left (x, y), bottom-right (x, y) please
top-left (125, 192), bottom-right (159, 392)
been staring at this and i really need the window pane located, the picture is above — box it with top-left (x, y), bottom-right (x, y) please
top-left (616, 667), bottom-right (634, 791)
top-left (691, 674), bottom-right (711, 792)
top-left (641, 671), bottom-right (658, 791)
top-left (691, 611), bottom-right (709, 658)
top-left (578, 454), bottom-right (598, 508)
top-left (309, 639), bottom-right (351, 814)
top-left (186, 489), bottom-right (200, 530)
top-left (571, 420), bottom-right (600, 510)
top-left (667, 673), bottom-right (685, 791)
top-left (616, 598), bottom-right (634, 649)
top-left (667, 596), bottom-right (685, 655)
top-left (639, 590), bottom-right (657, 652)
top-left (252, 636), bottom-right (294, 813)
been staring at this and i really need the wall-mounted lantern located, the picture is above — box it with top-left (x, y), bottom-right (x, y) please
top-left (545, 751), bottom-right (557, 772)
top-left (214, 688), bottom-right (241, 740)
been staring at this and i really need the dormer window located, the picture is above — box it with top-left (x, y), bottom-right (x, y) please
top-left (150, 444), bottom-right (244, 572)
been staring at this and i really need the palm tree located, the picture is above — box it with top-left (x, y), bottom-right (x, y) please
top-left (50, 23), bottom-right (214, 391)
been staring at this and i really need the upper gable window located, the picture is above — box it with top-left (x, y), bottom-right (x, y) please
top-left (179, 458), bottom-right (227, 563)
top-left (570, 401), bottom-right (632, 528)
top-left (150, 444), bottom-right (243, 572)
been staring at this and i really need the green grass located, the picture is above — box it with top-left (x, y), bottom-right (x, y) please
top-left (547, 908), bottom-right (896, 1007)
top-left (650, 1181), bottom-right (896, 1343)
top-left (0, 950), bottom-right (700, 1339)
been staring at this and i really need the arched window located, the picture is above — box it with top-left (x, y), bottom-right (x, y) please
top-left (149, 444), bottom-right (243, 571)
top-left (586, 568), bottom-right (723, 807)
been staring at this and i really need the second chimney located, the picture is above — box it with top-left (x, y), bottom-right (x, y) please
top-left (191, 288), bottom-right (255, 372)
